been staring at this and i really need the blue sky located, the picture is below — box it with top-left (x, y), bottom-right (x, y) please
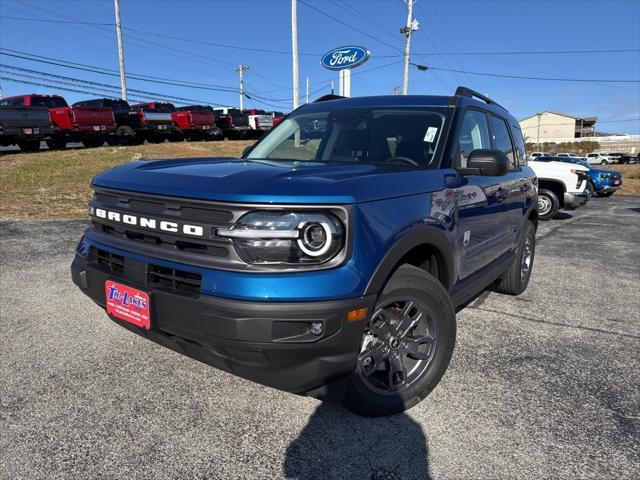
top-left (0, 0), bottom-right (639, 134)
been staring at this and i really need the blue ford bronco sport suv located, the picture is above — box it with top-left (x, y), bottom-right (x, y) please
top-left (72, 87), bottom-right (538, 417)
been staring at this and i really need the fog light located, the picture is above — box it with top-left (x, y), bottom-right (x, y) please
top-left (309, 322), bottom-right (323, 336)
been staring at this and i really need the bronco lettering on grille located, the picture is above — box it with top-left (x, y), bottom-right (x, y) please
top-left (90, 206), bottom-right (205, 237)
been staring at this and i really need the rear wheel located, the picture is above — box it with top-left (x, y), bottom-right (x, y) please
top-left (343, 264), bottom-right (456, 417)
top-left (45, 136), bottom-right (66, 150)
top-left (601, 160), bottom-right (608, 165)
top-left (537, 188), bottom-right (559, 221)
top-left (81, 137), bottom-right (104, 148)
top-left (17, 139), bottom-right (41, 153)
top-left (495, 220), bottom-right (536, 295)
top-left (116, 126), bottom-right (137, 145)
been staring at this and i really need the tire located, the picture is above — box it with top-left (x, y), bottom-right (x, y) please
top-left (343, 264), bottom-right (456, 417)
top-left (537, 188), bottom-right (559, 221)
top-left (45, 136), bottom-right (66, 150)
top-left (116, 126), bottom-right (137, 146)
top-left (82, 137), bottom-right (104, 148)
top-left (495, 220), bottom-right (536, 295)
top-left (587, 182), bottom-right (596, 197)
top-left (601, 160), bottom-right (608, 165)
top-left (17, 139), bottom-right (41, 153)
top-left (169, 131), bottom-right (185, 142)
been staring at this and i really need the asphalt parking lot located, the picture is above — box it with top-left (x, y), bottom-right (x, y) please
top-left (1, 196), bottom-right (639, 480)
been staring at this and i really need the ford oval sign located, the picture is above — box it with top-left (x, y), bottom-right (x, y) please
top-left (320, 46), bottom-right (371, 71)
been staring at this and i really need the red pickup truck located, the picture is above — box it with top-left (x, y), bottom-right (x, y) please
top-left (173, 105), bottom-right (222, 141)
top-left (2, 94), bottom-right (116, 149)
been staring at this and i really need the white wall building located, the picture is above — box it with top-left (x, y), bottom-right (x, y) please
top-left (519, 111), bottom-right (597, 144)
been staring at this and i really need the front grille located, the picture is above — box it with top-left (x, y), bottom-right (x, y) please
top-left (88, 247), bottom-right (202, 296)
top-left (90, 187), bottom-right (239, 259)
top-left (147, 264), bottom-right (202, 295)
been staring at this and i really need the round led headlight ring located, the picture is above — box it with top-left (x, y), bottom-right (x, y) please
top-left (297, 221), bottom-right (333, 257)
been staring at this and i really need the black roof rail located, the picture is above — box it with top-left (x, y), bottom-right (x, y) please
top-left (314, 94), bottom-right (345, 103)
top-left (454, 86), bottom-right (506, 111)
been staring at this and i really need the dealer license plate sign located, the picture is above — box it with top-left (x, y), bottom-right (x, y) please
top-left (105, 280), bottom-right (150, 329)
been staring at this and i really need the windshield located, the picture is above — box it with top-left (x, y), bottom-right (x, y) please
top-left (246, 106), bottom-right (447, 168)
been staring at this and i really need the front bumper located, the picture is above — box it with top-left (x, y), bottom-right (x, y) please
top-left (71, 252), bottom-right (375, 400)
top-left (598, 185), bottom-right (622, 193)
top-left (563, 190), bottom-right (590, 209)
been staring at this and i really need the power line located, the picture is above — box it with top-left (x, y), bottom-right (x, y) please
top-left (0, 15), bottom-right (113, 26)
top-left (298, 0), bottom-right (401, 53)
top-left (411, 63), bottom-right (640, 83)
top-left (0, 65), bottom-right (226, 105)
top-left (411, 48), bottom-right (640, 56)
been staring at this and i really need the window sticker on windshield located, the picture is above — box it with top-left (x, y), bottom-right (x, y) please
top-left (424, 126), bottom-right (438, 143)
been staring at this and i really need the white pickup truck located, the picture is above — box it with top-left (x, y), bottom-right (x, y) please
top-left (528, 160), bottom-right (590, 220)
top-left (243, 109), bottom-right (273, 138)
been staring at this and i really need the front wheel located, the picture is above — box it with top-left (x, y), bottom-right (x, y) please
top-left (17, 139), bottom-right (41, 152)
top-left (537, 188), bottom-right (559, 221)
top-left (343, 264), bottom-right (456, 417)
top-left (601, 160), bottom-right (608, 165)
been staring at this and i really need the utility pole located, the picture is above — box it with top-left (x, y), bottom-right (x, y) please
top-left (113, 0), bottom-right (127, 101)
top-left (536, 113), bottom-right (542, 149)
top-left (291, 0), bottom-right (300, 109)
top-left (306, 77), bottom-right (309, 103)
top-left (235, 65), bottom-right (249, 110)
top-left (401, 0), bottom-right (419, 95)
top-left (330, 81), bottom-right (334, 95)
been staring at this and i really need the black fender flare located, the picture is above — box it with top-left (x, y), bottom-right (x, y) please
top-left (363, 225), bottom-right (455, 296)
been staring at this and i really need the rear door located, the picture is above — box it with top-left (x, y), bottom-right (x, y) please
top-left (453, 108), bottom-right (513, 279)
top-left (488, 115), bottom-right (527, 247)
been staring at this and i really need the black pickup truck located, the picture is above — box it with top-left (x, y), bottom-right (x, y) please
top-left (0, 104), bottom-right (53, 152)
top-left (213, 108), bottom-right (251, 139)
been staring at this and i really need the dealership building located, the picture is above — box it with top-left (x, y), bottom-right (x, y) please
top-left (519, 111), bottom-right (597, 144)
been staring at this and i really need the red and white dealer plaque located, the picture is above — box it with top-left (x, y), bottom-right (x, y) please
top-left (105, 280), bottom-right (150, 330)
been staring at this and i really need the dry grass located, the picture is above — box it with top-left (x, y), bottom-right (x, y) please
top-left (600, 164), bottom-right (640, 196)
top-left (1, 143), bottom-right (638, 220)
top-left (0, 140), bottom-right (253, 219)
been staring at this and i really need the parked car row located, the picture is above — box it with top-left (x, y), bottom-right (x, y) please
top-left (529, 151), bottom-right (638, 165)
top-left (526, 153), bottom-right (623, 220)
top-left (0, 93), bottom-right (287, 152)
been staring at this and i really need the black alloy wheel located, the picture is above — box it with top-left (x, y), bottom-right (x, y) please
top-left (343, 264), bottom-right (456, 417)
top-left (357, 299), bottom-right (436, 394)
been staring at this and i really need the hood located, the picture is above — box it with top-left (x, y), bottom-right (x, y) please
top-left (91, 157), bottom-right (449, 204)
top-left (588, 166), bottom-right (620, 176)
top-left (529, 160), bottom-right (589, 175)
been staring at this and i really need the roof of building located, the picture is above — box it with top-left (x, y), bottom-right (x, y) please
top-left (519, 111), bottom-right (597, 123)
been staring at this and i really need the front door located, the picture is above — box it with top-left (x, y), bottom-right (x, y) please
top-left (453, 109), bottom-right (512, 279)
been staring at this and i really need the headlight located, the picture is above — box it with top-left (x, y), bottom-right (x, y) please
top-left (217, 211), bottom-right (345, 266)
top-left (599, 173), bottom-right (610, 179)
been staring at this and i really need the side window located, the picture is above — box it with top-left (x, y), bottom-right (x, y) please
top-left (490, 115), bottom-right (516, 169)
top-left (511, 124), bottom-right (526, 165)
top-left (456, 110), bottom-right (490, 168)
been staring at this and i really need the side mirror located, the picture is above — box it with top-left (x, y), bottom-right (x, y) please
top-left (461, 149), bottom-right (508, 176)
